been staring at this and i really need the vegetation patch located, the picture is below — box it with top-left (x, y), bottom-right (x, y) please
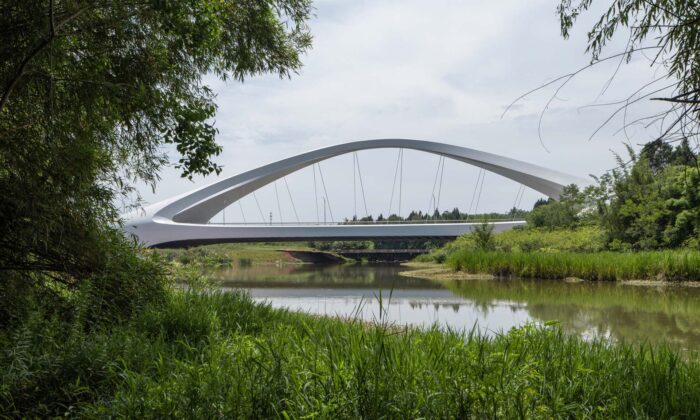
top-left (155, 243), bottom-right (308, 269)
top-left (446, 249), bottom-right (700, 281)
top-left (400, 262), bottom-right (494, 281)
top-left (3, 290), bottom-right (700, 418)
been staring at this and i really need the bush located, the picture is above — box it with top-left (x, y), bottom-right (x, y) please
top-left (1, 228), bottom-right (168, 329)
top-left (75, 234), bottom-right (168, 326)
top-left (472, 221), bottom-right (495, 250)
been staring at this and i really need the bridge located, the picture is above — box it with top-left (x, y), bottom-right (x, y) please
top-left (122, 139), bottom-right (589, 247)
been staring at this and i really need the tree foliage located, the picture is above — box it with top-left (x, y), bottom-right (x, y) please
top-left (0, 0), bottom-right (312, 325)
top-left (594, 141), bottom-right (700, 250)
top-left (526, 185), bottom-right (589, 229)
top-left (557, 0), bottom-right (700, 145)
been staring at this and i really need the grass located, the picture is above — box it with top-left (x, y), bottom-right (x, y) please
top-left (154, 242), bottom-right (310, 268)
top-left (443, 225), bottom-right (606, 254)
top-left (3, 289), bottom-right (700, 418)
top-left (446, 249), bottom-right (700, 281)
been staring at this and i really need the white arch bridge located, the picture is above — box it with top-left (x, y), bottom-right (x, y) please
top-left (123, 139), bottom-right (589, 248)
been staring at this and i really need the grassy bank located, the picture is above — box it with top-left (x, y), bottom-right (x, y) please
top-left (441, 226), bottom-right (606, 255)
top-left (446, 249), bottom-right (700, 281)
top-left (154, 242), bottom-right (309, 268)
top-left (3, 289), bottom-right (700, 418)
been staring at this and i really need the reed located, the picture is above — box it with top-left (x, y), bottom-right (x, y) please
top-left (446, 249), bottom-right (700, 281)
top-left (2, 290), bottom-right (700, 418)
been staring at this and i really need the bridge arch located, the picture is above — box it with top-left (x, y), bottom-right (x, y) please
top-left (124, 139), bottom-right (589, 247)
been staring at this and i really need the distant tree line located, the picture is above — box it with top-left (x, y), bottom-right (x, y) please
top-left (343, 207), bottom-right (529, 223)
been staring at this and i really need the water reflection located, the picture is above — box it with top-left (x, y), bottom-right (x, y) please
top-left (213, 264), bottom-right (700, 351)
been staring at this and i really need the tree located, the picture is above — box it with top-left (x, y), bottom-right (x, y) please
top-left (526, 185), bottom-right (586, 228)
top-left (555, 0), bottom-right (700, 147)
top-left (594, 144), bottom-right (700, 249)
top-left (472, 221), bottom-right (495, 251)
top-left (0, 0), bottom-right (312, 325)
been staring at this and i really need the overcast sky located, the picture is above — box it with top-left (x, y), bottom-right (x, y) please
top-left (135, 0), bottom-right (667, 224)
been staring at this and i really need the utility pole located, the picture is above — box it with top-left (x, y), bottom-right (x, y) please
top-left (269, 211), bottom-right (272, 225)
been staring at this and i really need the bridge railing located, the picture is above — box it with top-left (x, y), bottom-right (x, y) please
top-left (208, 219), bottom-right (526, 226)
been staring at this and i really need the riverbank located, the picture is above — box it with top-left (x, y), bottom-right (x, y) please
top-left (400, 261), bottom-right (495, 281)
top-left (154, 242), bottom-right (309, 268)
top-left (415, 224), bottom-right (700, 281)
top-left (443, 249), bottom-right (700, 281)
top-left (3, 288), bottom-right (700, 418)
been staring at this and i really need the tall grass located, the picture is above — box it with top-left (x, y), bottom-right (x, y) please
top-left (3, 290), bottom-right (700, 417)
top-left (446, 249), bottom-right (700, 281)
top-left (442, 225), bottom-right (606, 254)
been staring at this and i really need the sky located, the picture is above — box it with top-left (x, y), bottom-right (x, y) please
top-left (135, 0), bottom-right (668, 224)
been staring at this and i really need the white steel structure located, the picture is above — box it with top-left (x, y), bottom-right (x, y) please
top-left (122, 139), bottom-right (589, 247)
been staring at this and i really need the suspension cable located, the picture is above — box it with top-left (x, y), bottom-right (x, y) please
top-left (473, 170), bottom-right (486, 218)
top-left (516, 185), bottom-right (525, 209)
top-left (513, 185), bottom-right (526, 220)
top-left (355, 152), bottom-right (369, 218)
top-left (428, 155), bottom-right (442, 216)
top-left (399, 148), bottom-right (403, 218)
top-left (511, 185), bottom-right (524, 220)
top-left (273, 181), bottom-right (283, 223)
top-left (239, 200), bottom-right (246, 223)
top-left (283, 176), bottom-right (300, 223)
top-left (388, 149), bottom-right (401, 216)
top-left (313, 164), bottom-right (319, 223)
top-left (317, 162), bottom-right (334, 222)
top-left (353, 153), bottom-right (356, 219)
top-left (253, 192), bottom-right (265, 223)
top-left (466, 168), bottom-right (484, 221)
top-left (511, 184), bottom-right (523, 212)
top-left (436, 156), bottom-right (445, 213)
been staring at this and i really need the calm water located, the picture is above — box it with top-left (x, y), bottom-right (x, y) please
top-left (212, 264), bottom-right (700, 351)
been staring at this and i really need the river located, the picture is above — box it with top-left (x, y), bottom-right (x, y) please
top-left (212, 263), bottom-right (700, 352)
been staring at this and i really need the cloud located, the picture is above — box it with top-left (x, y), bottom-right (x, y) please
top-left (135, 0), bottom-right (665, 223)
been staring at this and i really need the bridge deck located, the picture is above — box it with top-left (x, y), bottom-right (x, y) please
top-left (148, 220), bottom-right (526, 248)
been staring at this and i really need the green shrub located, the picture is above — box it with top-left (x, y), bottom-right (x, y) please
top-left (75, 236), bottom-right (168, 326)
top-left (472, 221), bottom-right (495, 250)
